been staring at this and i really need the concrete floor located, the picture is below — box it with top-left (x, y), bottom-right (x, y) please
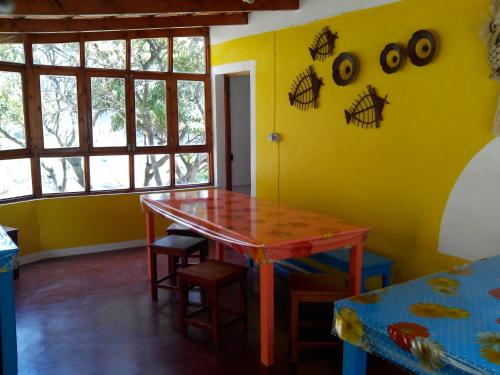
top-left (14, 247), bottom-right (409, 375)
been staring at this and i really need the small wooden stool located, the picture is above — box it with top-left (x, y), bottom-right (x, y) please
top-left (149, 235), bottom-right (208, 300)
top-left (166, 223), bottom-right (202, 238)
top-left (289, 272), bottom-right (351, 363)
top-left (177, 261), bottom-right (248, 348)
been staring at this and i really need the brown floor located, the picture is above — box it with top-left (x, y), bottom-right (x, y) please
top-left (14, 247), bottom-right (409, 375)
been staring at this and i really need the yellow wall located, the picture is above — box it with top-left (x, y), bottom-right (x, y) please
top-left (212, 0), bottom-right (496, 281)
top-left (0, 193), bottom-right (169, 255)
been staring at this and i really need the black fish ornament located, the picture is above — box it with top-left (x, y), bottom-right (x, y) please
top-left (345, 85), bottom-right (389, 128)
top-left (309, 27), bottom-right (338, 61)
top-left (288, 65), bottom-right (324, 110)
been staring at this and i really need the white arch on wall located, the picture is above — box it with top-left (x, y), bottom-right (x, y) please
top-left (439, 138), bottom-right (500, 260)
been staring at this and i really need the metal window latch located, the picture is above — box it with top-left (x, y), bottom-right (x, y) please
top-left (268, 133), bottom-right (281, 143)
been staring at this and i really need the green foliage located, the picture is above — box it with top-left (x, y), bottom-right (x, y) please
top-left (33, 43), bottom-right (79, 67)
top-left (0, 43), bottom-right (25, 64)
top-left (131, 38), bottom-right (168, 72)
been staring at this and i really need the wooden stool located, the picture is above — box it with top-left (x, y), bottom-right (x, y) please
top-left (149, 235), bottom-right (208, 300)
top-left (289, 272), bottom-right (351, 363)
top-left (166, 223), bottom-right (202, 237)
top-left (177, 261), bottom-right (248, 348)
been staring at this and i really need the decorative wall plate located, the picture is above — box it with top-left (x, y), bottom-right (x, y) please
top-left (332, 52), bottom-right (358, 86)
top-left (288, 65), bottom-right (324, 110)
top-left (380, 43), bottom-right (405, 74)
top-left (345, 85), bottom-right (389, 129)
top-left (309, 26), bottom-right (338, 61)
top-left (408, 30), bottom-right (437, 67)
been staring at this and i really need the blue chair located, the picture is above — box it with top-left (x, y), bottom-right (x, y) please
top-left (274, 249), bottom-right (393, 292)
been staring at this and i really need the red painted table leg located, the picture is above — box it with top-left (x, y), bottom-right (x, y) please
top-left (215, 242), bottom-right (224, 261)
top-left (260, 263), bottom-right (275, 366)
top-left (145, 211), bottom-right (155, 280)
top-left (349, 238), bottom-right (363, 295)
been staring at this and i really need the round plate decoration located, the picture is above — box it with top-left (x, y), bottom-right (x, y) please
top-left (408, 30), bottom-right (437, 67)
top-left (332, 52), bottom-right (358, 86)
top-left (380, 43), bottom-right (405, 74)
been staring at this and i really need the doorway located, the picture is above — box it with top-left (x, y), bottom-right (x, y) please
top-left (224, 74), bottom-right (251, 195)
top-left (212, 60), bottom-right (256, 196)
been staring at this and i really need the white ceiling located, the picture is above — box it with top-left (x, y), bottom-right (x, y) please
top-left (210, 0), bottom-right (400, 45)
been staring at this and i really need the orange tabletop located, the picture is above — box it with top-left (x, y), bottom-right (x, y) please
top-left (140, 188), bottom-right (370, 367)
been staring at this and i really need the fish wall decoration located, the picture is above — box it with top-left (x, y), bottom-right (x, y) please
top-left (483, 0), bottom-right (500, 136)
top-left (309, 27), bottom-right (338, 61)
top-left (345, 85), bottom-right (389, 129)
top-left (288, 65), bottom-right (324, 110)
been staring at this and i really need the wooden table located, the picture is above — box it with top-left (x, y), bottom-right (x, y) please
top-left (141, 188), bottom-right (370, 367)
top-left (0, 225), bottom-right (19, 375)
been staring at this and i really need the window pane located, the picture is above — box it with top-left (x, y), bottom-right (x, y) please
top-left (0, 71), bottom-right (26, 150)
top-left (134, 154), bottom-right (170, 188)
top-left (173, 37), bottom-right (206, 74)
top-left (40, 157), bottom-right (85, 194)
top-left (91, 77), bottom-right (126, 147)
top-left (175, 153), bottom-right (208, 185)
top-left (33, 43), bottom-right (80, 67)
top-left (85, 40), bottom-right (126, 70)
top-left (0, 43), bottom-right (25, 64)
top-left (135, 79), bottom-right (167, 147)
top-left (131, 38), bottom-right (168, 72)
top-left (177, 80), bottom-right (205, 146)
top-left (40, 75), bottom-right (79, 149)
top-left (90, 155), bottom-right (129, 191)
top-left (0, 158), bottom-right (32, 199)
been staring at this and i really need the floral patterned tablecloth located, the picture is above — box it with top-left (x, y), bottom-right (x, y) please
top-left (0, 227), bottom-right (18, 273)
top-left (334, 255), bottom-right (500, 374)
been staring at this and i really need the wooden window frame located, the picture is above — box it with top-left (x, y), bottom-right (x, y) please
top-left (0, 28), bottom-right (213, 203)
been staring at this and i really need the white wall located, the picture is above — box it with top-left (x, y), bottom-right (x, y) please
top-left (210, 0), bottom-right (400, 45)
top-left (229, 76), bottom-right (251, 190)
top-left (440, 138), bottom-right (500, 260)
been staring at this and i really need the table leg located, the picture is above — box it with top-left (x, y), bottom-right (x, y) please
top-left (349, 239), bottom-right (363, 295)
top-left (342, 342), bottom-right (367, 375)
top-left (215, 242), bottom-right (224, 261)
top-left (145, 211), bottom-right (155, 280)
top-left (260, 263), bottom-right (275, 367)
top-left (0, 271), bottom-right (18, 375)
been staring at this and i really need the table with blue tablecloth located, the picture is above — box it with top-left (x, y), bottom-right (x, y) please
top-left (334, 255), bottom-right (500, 375)
top-left (0, 226), bottom-right (19, 375)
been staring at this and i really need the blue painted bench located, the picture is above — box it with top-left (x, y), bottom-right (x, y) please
top-left (273, 249), bottom-right (393, 292)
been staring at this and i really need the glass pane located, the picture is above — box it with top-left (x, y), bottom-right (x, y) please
top-left (0, 71), bottom-right (26, 150)
top-left (135, 79), bottom-right (167, 147)
top-left (177, 80), bottom-right (205, 146)
top-left (0, 158), bottom-right (32, 199)
top-left (0, 43), bottom-right (25, 64)
top-left (173, 37), bottom-right (206, 74)
top-left (85, 40), bottom-right (126, 70)
top-left (134, 154), bottom-right (170, 188)
top-left (91, 77), bottom-right (126, 147)
top-left (175, 153), bottom-right (208, 185)
top-left (90, 155), bottom-right (129, 191)
top-left (40, 75), bottom-right (79, 149)
top-left (33, 43), bottom-right (80, 67)
top-left (40, 157), bottom-right (85, 194)
top-left (131, 38), bottom-right (168, 72)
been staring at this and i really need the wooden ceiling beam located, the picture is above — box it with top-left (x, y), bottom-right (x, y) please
top-left (6, 0), bottom-right (300, 16)
top-left (0, 13), bottom-right (249, 33)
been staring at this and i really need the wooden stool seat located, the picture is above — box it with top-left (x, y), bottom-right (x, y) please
top-left (289, 272), bottom-right (351, 363)
top-left (149, 235), bottom-right (208, 300)
top-left (178, 261), bottom-right (248, 347)
top-left (166, 223), bottom-right (201, 238)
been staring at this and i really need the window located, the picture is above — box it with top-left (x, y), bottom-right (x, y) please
top-left (91, 77), bottom-right (127, 147)
top-left (33, 43), bottom-right (80, 67)
top-left (0, 71), bottom-right (26, 150)
top-left (0, 30), bottom-right (212, 202)
top-left (40, 75), bottom-right (79, 149)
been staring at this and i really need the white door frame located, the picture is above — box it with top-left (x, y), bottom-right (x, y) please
top-left (211, 60), bottom-right (256, 197)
